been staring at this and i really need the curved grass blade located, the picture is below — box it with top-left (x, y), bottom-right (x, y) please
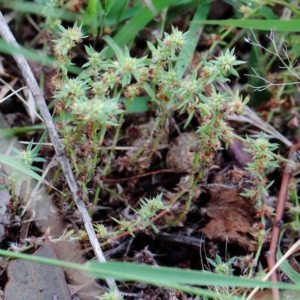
top-left (0, 125), bottom-right (46, 138)
top-left (0, 153), bottom-right (45, 182)
top-left (176, 2), bottom-right (210, 79)
top-left (0, 0), bottom-right (80, 22)
top-left (0, 39), bottom-right (80, 74)
top-left (0, 248), bottom-right (300, 297)
top-left (277, 247), bottom-right (300, 285)
top-left (193, 19), bottom-right (300, 32)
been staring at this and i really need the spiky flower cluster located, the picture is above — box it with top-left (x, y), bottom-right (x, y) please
top-left (71, 97), bottom-right (123, 125)
top-left (244, 133), bottom-right (279, 180)
top-left (138, 194), bottom-right (167, 221)
top-left (12, 140), bottom-right (46, 171)
top-left (239, 133), bottom-right (278, 255)
top-left (54, 75), bottom-right (89, 107)
top-left (148, 27), bottom-right (188, 63)
top-left (53, 23), bottom-right (85, 67)
top-left (202, 48), bottom-right (245, 84)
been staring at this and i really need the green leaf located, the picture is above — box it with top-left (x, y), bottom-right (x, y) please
top-left (227, 256), bottom-right (237, 265)
top-left (184, 112), bottom-right (194, 129)
top-left (0, 125), bottom-right (46, 138)
top-left (32, 130), bottom-right (47, 156)
top-left (104, 1), bottom-right (139, 28)
top-left (125, 96), bottom-right (150, 114)
top-left (206, 258), bottom-right (217, 268)
top-left (0, 153), bottom-right (45, 183)
top-left (102, 35), bottom-right (123, 61)
top-left (258, 5), bottom-right (277, 20)
top-left (142, 83), bottom-right (157, 100)
top-left (230, 67), bottom-right (239, 77)
top-left (86, 262), bottom-right (300, 291)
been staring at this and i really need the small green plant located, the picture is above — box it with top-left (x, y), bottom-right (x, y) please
top-left (97, 288), bottom-right (123, 300)
top-left (206, 254), bottom-right (236, 296)
top-left (110, 194), bottom-right (168, 236)
top-left (0, 138), bottom-right (46, 216)
top-left (50, 22), bottom-right (248, 215)
top-left (47, 22), bottom-right (283, 298)
top-left (207, 254), bottom-right (236, 276)
top-left (3, 1), bottom-right (299, 300)
top-left (11, 140), bottom-right (46, 172)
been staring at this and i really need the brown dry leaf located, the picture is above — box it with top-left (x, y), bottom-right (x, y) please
top-left (0, 77), bottom-right (18, 101)
top-left (200, 185), bottom-right (256, 252)
top-left (4, 243), bottom-right (71, 300)
top-left (51, 241), bottom-right (100, 299)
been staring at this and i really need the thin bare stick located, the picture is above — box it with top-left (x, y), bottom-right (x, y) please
top-left (0, 11), bottom-right (118, 291)
top-left (0, 85), bottom-right (26, 103)
top-left (216, 81), bottom-right (293, 148)
top-left (228, 106), bottom-right (293, 148)
top-left (0, 77), bottom-right (43, 122)
top-left (244, 28), bottom-right (300, 91)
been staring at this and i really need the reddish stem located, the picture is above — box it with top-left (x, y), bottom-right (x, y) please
top-left (267, 142), bottom-right (300, 300)
top-left (101, 169), bottom-right (183, 184)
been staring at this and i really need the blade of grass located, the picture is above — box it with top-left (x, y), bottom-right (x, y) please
top-left (0, 125), bottom-right (46, 138)
top-left (104, 0), bottom-right (116, 15)
top-left (0, 0), bottom-right (80, 22)
top-left (194, 19), bottom-right (300, 32)
top-left (276, 247), bottom-right (300, 285)
top-left (175, 2), bottom-right (210, 79)
top-left (88, 262), bottom-right (300, 291)
top-left (83, 0), bottom-right (103, 36)
top-left (104, 0), bottom-right (174, 58)
top-left (0, 248), bottom-right (300, 296)
top-left (102, 35), bottom-right (122, 60)
top-left (0, 39), bottom-right (80, 74)
top-left (0, 39), bottom-right (54, 66)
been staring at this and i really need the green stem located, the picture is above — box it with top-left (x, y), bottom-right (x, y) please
top-left (93, 186), bottom-right (101, 206)
top-left (102, 99), bottom-right (131, 176)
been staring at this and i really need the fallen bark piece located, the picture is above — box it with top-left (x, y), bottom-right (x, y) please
top-left (4, 244), bottom-right (71, 300)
